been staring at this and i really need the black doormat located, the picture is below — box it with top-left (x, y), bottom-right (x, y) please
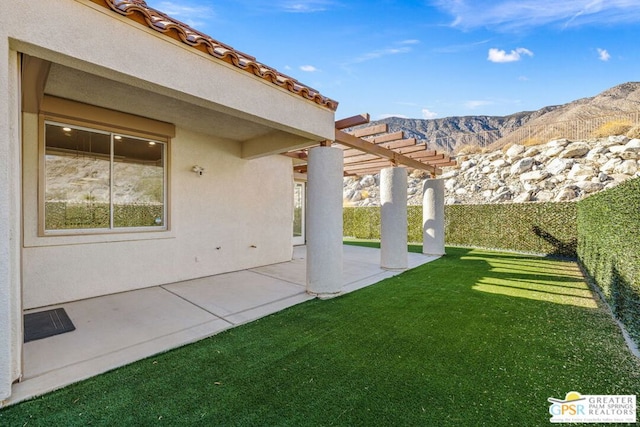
top-left (24, 308), bottom-right (76, 343)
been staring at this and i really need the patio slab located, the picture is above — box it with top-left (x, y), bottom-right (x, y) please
top-left (8, 245), bottom-right (438, 406)
top-left (23, 286), bottom-right (226, 379)
top-left (163, 270), bottom-right (306, 320)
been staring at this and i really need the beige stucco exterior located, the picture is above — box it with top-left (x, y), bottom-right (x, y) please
top-left (21, 118), bottom-right (296, 308)
top-left (0, 0), bottom-right (336, 401)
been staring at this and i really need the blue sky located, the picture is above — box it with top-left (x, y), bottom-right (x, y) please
top-left (146, 0), bottom-right (640, 120)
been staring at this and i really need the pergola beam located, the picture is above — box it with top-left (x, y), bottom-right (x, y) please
top-left (335, 129), bottom-right (437, 174)
top-left (394, 145), bottom-right (431, 155)
top-left (344, 153), bottom-right (383, 165)
top-left (377, 138), bottom-right (419, 151)
top-left (342, 139), bottom-right (418, 157)
top-left (343, 143), bottom-right (407, 158)
top-left (288, 114), bottom-right (455, 177)
top-left (365, 131), bottom-right (404, 144)
top-left (335, 113), bottom-right (370, 130)
top-left (345, 166), bottom-right (400, 176)
top-left (345, 159), bottom-right (394, 169)
top-left (427, 159), bottom-right (457, 167)
top-left (407, 152), bottom-right (445, 161)
top-left (351, 124), bottom-right (388, 138)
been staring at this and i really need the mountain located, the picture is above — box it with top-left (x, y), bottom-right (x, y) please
top-left (366, 82), bottom-right (640, 153)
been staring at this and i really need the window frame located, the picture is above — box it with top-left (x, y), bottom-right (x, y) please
top-left (37, 97), bottom-right (173, 237)
top-left (42, 120), bottom-right (168, 235)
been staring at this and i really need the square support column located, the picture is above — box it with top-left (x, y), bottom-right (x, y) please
top-left (380, 166), bottom-right (408, 270)
top-left (423, 178), bottom-right (445, 256)
top-left (306, 146), bottom-right (343, 298)
top-left (0, 46), bottom-right (21, 402)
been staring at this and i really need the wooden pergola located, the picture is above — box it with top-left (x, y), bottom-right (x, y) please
top-left (287, 114), bottom-right (456, 176)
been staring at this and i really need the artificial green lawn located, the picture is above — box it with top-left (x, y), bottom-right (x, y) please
top-left (2, 246), bottom-right (639, 426)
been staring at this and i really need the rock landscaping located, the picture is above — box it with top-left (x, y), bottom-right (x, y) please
top-left (343, 135), bottom-right (640, 206)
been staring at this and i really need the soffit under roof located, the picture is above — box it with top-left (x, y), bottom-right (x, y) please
top-left (44, 63), bottom-right (275, 141)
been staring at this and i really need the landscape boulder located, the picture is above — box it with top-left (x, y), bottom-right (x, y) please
top-left (567, 164), bottom-right (596, 180)
top-left (559, 142), bottom-right (590, 158)
top-left (510, 157), bottom-right (534, 174)
top-left (505, 144), bottom-right (526, 159)
top-left (546, 158), bottom-right (573, 175)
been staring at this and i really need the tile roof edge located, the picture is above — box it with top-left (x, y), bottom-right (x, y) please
top-left (90, 0), bottom-right (339, 112)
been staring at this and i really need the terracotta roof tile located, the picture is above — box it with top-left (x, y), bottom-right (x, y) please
top-left (92, 0), bottom-right (339, 111)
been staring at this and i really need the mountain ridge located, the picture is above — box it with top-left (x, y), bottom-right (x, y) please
top-left (365, 82), bottom-right (640, 153)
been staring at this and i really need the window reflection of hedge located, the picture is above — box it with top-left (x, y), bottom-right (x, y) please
top-left (45, 202), bottom-right (163, 229)
top-left (293, 207), bottom-right (303, 236)
top-left (46, 202), bottom-right (109, 229)
top-left (114, 203), bottom-right (164, 227)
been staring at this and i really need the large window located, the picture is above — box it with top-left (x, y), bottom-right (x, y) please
top-left (44, 121), bottom-right (166, 232)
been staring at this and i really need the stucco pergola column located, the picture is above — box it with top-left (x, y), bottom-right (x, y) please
top-left (422, 178), bottom-right (445, 255)
top-left (306, 145), bottom-right (343, 298)
top-left (380, 166), bottom-right (408, 270)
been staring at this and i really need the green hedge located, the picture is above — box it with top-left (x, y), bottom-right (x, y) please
top-left (343, 206), bottom-right (380, 240)
top-left (343, 205), bottom-right (424, 243)
top-left (344, 202), bottom-right (577, 257)
top-left (577, 177), bottom-right (640, 343)
top-left (445, 202), bottom-right (578, 257)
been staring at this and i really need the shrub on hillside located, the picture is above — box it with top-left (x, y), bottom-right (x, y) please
top-left (455, 144), bottom-right (483, 155)
top-left (501, 142), bottom-right (513, 153)
top-left (591, 120), bottom-right (633, 138)
top-left (626, 124), bottom-right (640, 139)
top-left (521, 138), bottom-right (542, 147)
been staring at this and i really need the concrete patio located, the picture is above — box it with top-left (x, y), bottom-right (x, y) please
top-left (9, 245), bottom-right (438, 406)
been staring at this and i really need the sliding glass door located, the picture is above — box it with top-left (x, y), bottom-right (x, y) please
top-left (293, 182), bottom-right (305, 245)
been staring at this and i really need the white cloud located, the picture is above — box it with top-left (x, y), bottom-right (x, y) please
top-left (465, 100), bottom-right (495, 109)
top-left (519, 75), bottom-right (530, 81)
top-left (277, 0), bottom-right (337, 13)
top-left (422, 108), bottom-right (439, 119)
top-left (432, 0), bottom-right (640, 31)
top-left (342, 40), bottom-right (417, 65)
top-left (351, 46), bottom-right (412, 64)
top-left (488, 47), bottom-right (533, 63)
top-left (300, 65), bottom-right (318, 72)
top-left (434, 39), bottom-right (491, 54)
top-left (151, 1), bottom-right (215, 28)
top-left (597, 48), bottom-right (611, 61)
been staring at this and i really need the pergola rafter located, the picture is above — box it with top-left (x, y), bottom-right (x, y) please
top-left (285, 113), bottom-right (455, 177)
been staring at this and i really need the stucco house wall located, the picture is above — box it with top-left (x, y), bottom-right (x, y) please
top-left (0, 0), bottom-right (336, 401)
top-left (21, 118), bottom-right (295, 308)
